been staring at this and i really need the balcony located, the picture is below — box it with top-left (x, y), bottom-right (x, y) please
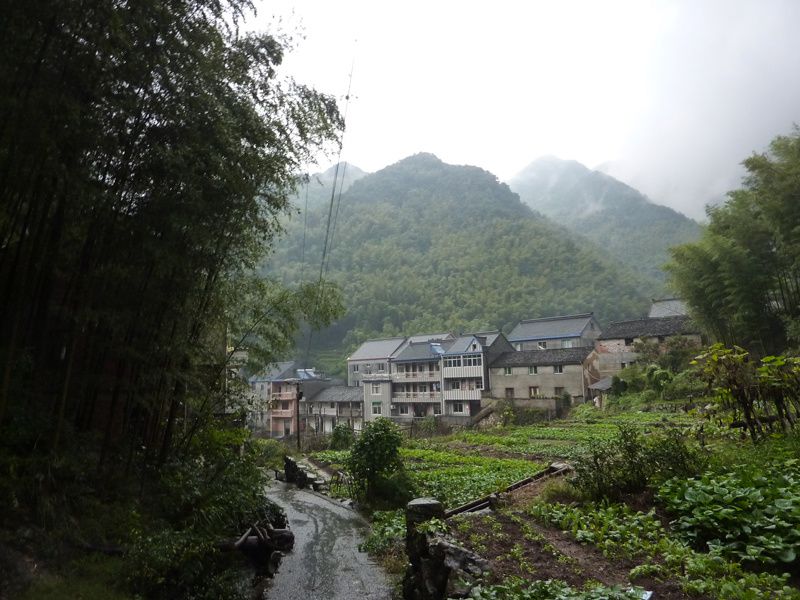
top-left (271, 391), bottom-right (296, 401)
top-left (391, 370), bottom-right (439, 382)
top-left (443, 365), bottom-right (483, 379)
top-left (337, 407), bottom-right (362, 417)
top-left (360, 371), bottom-right (390, 381)
top-left (443, 389), bottom-right (481, 401)
top-left (270, 408), bottom-right (294, 418)
top-left (391, 391), bottom-right (442, 403)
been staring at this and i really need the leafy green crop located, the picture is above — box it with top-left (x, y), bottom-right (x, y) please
top-left (529, 502), bottom-right (799, 599)
top-left (658, 458), bottom-right (800, 565)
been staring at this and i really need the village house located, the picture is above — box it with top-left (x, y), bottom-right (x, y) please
top-left (303, 385), bottom-right (363, 433)
top-left (488, 347), bottom-right (598, 410)
top-left (507, 313), bottom-right (601, 351)
top-left (595, 315), bottom-right (702, 377)
top-left (440, 331), bottom-right (513, 417)
top-left (346, 337), bottom-right (406, 387)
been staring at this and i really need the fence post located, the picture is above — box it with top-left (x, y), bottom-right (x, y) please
top-left (404, 497), bottom-right (445, 600)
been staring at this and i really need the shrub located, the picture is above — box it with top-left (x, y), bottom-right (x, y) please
top-left (347, 418), bottom-right (403, 501)
top-left (572, 425), bottom-right (705, 501)
top-left (330, 423), bottom-right (355, 450)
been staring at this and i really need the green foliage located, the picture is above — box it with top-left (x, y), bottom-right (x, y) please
top-left (402, 447), bottom-right (543, 508)
top-left (329, 423), bottom-right (356, 450)
top-left (692, 344), bottom-right (800, 441)
top-left (360, 510), bottom-right (406, 555)
top-left (347, 418), bottom-right (404, 500)
top-left (509, 156), bottom-right (701, 288)
top-left (268, 153), bottom-right (651, 377)
top-left (530, 502), bottom-right (799, 599)
top-left (464, 577), bottom-right (644, 600)
top-left (667, 127), bottom-right (800, 353)
top-left (572, 425), bottom-right (706, 501)
top-left (658, 458), bottom-right (800, 565)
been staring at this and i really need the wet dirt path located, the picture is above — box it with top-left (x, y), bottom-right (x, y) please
top-left (264, 481), bottom-right (393, 600)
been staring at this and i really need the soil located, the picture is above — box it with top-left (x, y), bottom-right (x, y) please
top-left (446, 476), bottom-right (700, 599)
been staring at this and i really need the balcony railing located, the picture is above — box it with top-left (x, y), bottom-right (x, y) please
top-left (391, 391), bottom-right (442, 403)
top-left (442, 365), bottom-right (483, 379)
top-left (360, 371), bottom-right (390, 381)
top-left (271, 391), bottom-right (296, 400)
top-left (443, 389), bottom-right (481, 401)
top-left (391, 371), bottom-right (439, 382)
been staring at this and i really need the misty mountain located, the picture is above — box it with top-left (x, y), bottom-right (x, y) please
top-left (508, 156), bottom-right (701, 287)
top-left (294, 162), bottom-right (368, 210)
top-left (267, 153), bottom-right (652, 376)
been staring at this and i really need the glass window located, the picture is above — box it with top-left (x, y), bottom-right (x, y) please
top-left (352, 364), bottom-right (359, 372)
top-left (504, 367), bottom-right (512, 375)
top-left (453, 402), bottom-right (464, 413)
top-left (538, 341), bottom-right (547, 350)
top-left (505, 387), bottom-right (514, 398)
top-left (528, 366), bottom-right (538, 375)
top-left (377, 362), bottom-right (386, 372)
top-left (553, 365), bottom-right (563, 374)
top-left (371, 383), bottom-right (381, 395)
top-left (371, 402), bottom-right (382, 415)
top-left (434, 405), bottom-right (442, 415)
top-left (399, 405), bottom-right (409, 415)
top-left (529, 386), bottom-right (540, 397)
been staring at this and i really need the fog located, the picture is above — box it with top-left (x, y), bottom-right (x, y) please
top-left (253, 1), bottom-right (800, 220)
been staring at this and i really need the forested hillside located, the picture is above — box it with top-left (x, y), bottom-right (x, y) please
top-left (268, 153), bottom-right (651, 375)
top-left (298, 161), bottom-right (367, 210)
top-left (508, 156), bottom-right (701, 288)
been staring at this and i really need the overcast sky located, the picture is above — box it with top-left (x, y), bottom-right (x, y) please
top-left (249, 0), bottom-right (800, 220)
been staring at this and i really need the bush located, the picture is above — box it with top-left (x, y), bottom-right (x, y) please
top-left (572, 425), bottom-right (706, 501)
top-left (347, 418), bottom-right (403, 501)
top-left (329, 423), bottom-right (355, 450)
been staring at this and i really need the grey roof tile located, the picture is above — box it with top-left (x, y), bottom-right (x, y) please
top-left (598, 316), bottom-right (699, 340)
top-left (491, 347), bottom-right (592, 368)
top-left (348, 337), bottom-right (406, 361)
top-left (508, 313), bottom-right (595, 342)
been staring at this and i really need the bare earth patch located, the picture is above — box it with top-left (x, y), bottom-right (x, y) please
top-left (446, 478), bottom-right (699, 599)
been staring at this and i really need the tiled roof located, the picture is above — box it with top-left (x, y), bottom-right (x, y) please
top-left (249, 361), bottom-right (295, 383)
top-left (308, 386), bottom-right (363, 404)
top-left (491, 347), bottom-right (592, 368)
top-left (598, 316), bottom-right (699, 340)
top-left (508, 313), bottom-right (595, 342)
top-left (649, 298), bottom-right (689, 318)
top-left (443, 335), bottom-right (483, 355)
top-left (393, 341), bottom-right (443, 362)
top-left (347, 337), bottom-right (406, 361)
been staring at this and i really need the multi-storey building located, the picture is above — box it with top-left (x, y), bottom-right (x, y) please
top-left (346, 337), bottom-right (405, 387)
top-left (390, 341), bottom-right (445, 419)
top-left (507, 313), bottom-right (601, 351)
top-left (489, 347), bottom-right (598, 408)
top-left (303, 385), bottom-right (364, 433)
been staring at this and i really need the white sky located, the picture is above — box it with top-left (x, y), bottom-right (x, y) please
top-left (249, 0), bottom-right (800, 220)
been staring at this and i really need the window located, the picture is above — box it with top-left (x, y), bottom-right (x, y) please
top-left (453, 402), bottom-right (464, 414)
top-left (307, 404), bottom-right (313, 414)
top-left (563, 339), bottom-right (574, 348)
top-left (451, 380), bottom-right (460, 390)
top-left (371, 402), bottom-right (382, 415)
top-left (475, 379), bottom-right (483, 390)
top-left (444, 356), bottom-right (462, 368)
top-left (503, 367), bottom-right (512, 375)
top-left (554, 387), bottom-right (565, 397)
top-left (281, 401), bottom-right (289, 410)
top-left (371, 383), bottom-right (381, 395)
top-left (399, 404), bottom-right (409, 415)
top-left (657, 336), bottom-right (665, 343)
top-left (504, 387), bottom-right (514, 399)
top-left (463, 354), bottom-right (482, 366)
top-left (624, 338), bottom-right (635, 346)
top-left (433, 404), bottom-right (442, 415)
top-left (537, 341), bottom-right (547, 350)
top-left (514, 343), bottom-right (522, 351)
top-left (377, 362), bottom-right (386, 372)
top-left (553, 365), bottom-right (563, 374)
top-left (528, 366), bottom-right (538, 375)
top-left (352, 364), bottom-right (359, 372)
top-left (330, 402), bottom-right (335, 409)
top-left (419, 383), bottom-right (428, 392)
top-left (529, 386), bottom-right (540, 398)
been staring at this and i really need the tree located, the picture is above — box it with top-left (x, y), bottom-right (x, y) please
top-left (0, 0), bottom-right (342, 470)
top-left (667, 127), bottom-right (800, 355)
top-left (347, 418), bottom-right (403, 499)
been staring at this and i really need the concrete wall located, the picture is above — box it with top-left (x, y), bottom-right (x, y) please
top-left (595, 334), bottom-right (702, 378)
top-left (347, 358), bottom-right (390, 387)
top-left (489, 363), bottom-right (587, 400)
top-left (364, 379), bottom-right (392, 422)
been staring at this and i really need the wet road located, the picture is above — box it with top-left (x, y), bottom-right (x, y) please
top-left (264, 481), bottom-right (393, 600)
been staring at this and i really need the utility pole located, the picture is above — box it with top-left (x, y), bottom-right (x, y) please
top-left (295, 381), bottom-right (302, 452)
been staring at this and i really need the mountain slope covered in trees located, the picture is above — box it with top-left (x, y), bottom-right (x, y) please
top-left (298, 161), bottom-right (368, 211)
top-left (268, 153), bottom-right (652, 375)
top-left (508, 156), bottom-right (701, 288)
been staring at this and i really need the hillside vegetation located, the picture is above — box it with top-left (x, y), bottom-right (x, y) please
top-left (509, 156), bottom-right (701, 290)
top-left (269, 153), bottom-right (652, 375)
